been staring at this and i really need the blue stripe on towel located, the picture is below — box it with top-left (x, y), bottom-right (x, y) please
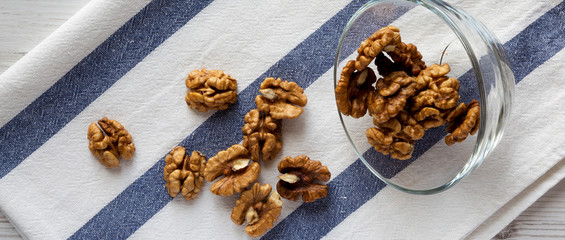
top-left (69, 0), bottom-right (407, 238)
top-left (262, 1), bottom-right (565, 239)
top-left (0, 0), bottom-right (214, 179)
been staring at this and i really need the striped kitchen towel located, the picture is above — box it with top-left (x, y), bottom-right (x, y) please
top-left (1, 0), bottom-right (565, 239)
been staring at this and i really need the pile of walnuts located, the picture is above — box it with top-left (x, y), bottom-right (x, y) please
top-left (86, 67), bottom-right (333, 236)
top-left (169, 76), bottom-right (331, 237)
top-left (88, 70), bottom-right (332, 237)
top-left (336, 25), bottom-right (480, 160)
top-left (86, 25), bottom-right (479, 236)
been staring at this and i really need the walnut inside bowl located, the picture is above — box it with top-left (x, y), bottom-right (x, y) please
top-left (333, 0), bottom-right (513, 194)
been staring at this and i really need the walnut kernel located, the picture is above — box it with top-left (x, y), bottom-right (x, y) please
top-left (445, 100), bottom-right (480, 145)
top-left (366, 125), bottom-right (414, 160)
top-left (185, 68), bottom-right (238, 112)
top-left (87, 117), bottom-right (135, 168)
top-left (388, 42), bottom-right (427, 76)
top-left (368, 71), bottom-right (427, 124)
top-left (203, 144), bottom-right (260, 196)
top-left (413, 107), bottom-right (445, 129)
top-left (242, 109), bottom-right (282, 161)
top-left (255, 78), bottom-right (308, 119)
top-left (396, 111), bottom-right (425, 141)
top-left (277, 156), bottom-right (331, 203)
top-left (355, 25), bottom-right (402, 71)
top-left (335, 60), bottom-right (377, 118)
top-left (163, 146), bottom-right (206, 200)
top-left (231, 183), bottom-right (283, 237)
top-left (411, 64), bottom-right (460, 110)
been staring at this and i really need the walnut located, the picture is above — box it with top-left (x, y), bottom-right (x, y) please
top-left (373, 117), bottom-right (402, 135)
top-left (417, 62), bottom-right (451, 83)
top-left (163, 146), bottom-right (206, 201)
top-left (231, 183), bottom-right (283, 237)
top-left (185, 68), bottom-right (238, 112)
top-left (411, 64), bottom-right (460, 110)
top-left (335, 60), bottom-right (377, 118)
top-left (373, 42), bottom-right (426, 77)
top-left (87, 117), bottom-right (135, 168)
top-left (255, 77), bottom-right (308, 119)
top-left (395, 111), bottom-right (425, 141)
top-left (276, 156), bottom-right (331, 203)
top-left (413, 107), bottom-right (447, 130)
top-left (242, 109), bottom-right (282, 161)
top-left (366, 126), bottom-right (414, 160)
top-left (376, 70), bottom-right (417, 97)
top-left (366, 110), bottom-right (424, 160)
top-left (203, 144), bottom-right (260, 196)
top-left (367, 71), bottom-right (427, 124)
top-left (445, 101), bottom-right (469, 122)
top-left (355, 25), bottom-right (402, 71)
top-left (445, 100), bottom-right (480, 145)
top-left (388, 42), bottom-right (427, 76)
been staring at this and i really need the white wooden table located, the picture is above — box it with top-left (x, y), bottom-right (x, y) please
top-left (0, 1), bottom-right (564, 239)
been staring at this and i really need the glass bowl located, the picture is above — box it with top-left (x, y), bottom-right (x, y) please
top-left (334, 0), bottom-right (514, 194)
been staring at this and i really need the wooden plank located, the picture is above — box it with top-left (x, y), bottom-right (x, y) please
top-left (0, 2), bottom-right (93, 239)
top-left (0, 0), bottom-right (91, 73)
top-left (494, 180), bottom-right (565, 239)
top-left (0, 215), bottom-right (22, 239)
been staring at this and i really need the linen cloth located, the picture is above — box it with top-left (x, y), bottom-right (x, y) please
top-left (1, 0), bottom-right (564, 239)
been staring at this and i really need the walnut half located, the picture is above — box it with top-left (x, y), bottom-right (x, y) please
top-left (355, 25), bottom-right (402, 71)
top-left (255, 78), bottom-right (308, 119)
top-left (445, 100), bottom-right (480, 145)
top-left (242, 109), bottom-right (282, 161)
top-left (163, 146), bottom-right (206, 201)
top-left (231, 183), bottom-right (283, 237)
top-left (366, 126), bottom-right (414, 160)
top-left (411, 64), bottom-right (460, 111)
top-left (277, 156), bottom-right (331, 203)
top-left (367, 71), bottom-right (427, 124)
top-left (203, 144), bottom-right (260, 196)
top-left (388, 42), bottom-right (427, 76)
top-left (185, 68), bottom-right (238, 112)
top-left (335, 60), bottom-right (377, 118)
top-left (87, 117), bottom-right (135, 168)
